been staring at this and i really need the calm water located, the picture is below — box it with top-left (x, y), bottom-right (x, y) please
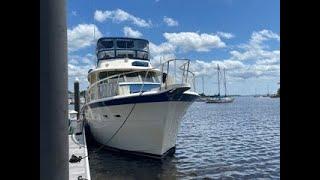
top-left (80, 97), bottom-right (279, 179)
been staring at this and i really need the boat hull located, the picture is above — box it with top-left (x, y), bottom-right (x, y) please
top-left (84, 90), bottom-right (198, 156)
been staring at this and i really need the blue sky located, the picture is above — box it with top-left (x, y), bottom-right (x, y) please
top-left (67, 0), bottom-right (280, 95)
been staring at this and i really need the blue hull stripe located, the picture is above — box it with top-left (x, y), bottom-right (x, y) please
top-left (88, 88), bottom-right (199, 108)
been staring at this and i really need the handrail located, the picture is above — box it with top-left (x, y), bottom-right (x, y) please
top-left (87, 67), bottom-right (161, 102)
top-left (86, 58), bottom-right (197, 102)
top-left (160, 58), bottom-right (196, 90)
top-left (88, 67), bottom-right (159, 90)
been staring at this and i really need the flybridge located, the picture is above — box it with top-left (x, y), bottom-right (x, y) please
top-left (96, 37), bottom-right (150, 61)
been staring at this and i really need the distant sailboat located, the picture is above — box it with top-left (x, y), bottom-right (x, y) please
top-left (196, 75), bottom-right (207, 102)
top-left (206, 65), bottom-right (234, 103)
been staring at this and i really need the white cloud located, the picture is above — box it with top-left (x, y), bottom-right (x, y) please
top-left (229, 30), bottom-right (280, 62)
top-left (68, 64), bottom-right (90, 77)
top-left (148, 42), bottom-right (177, 68)
top-left (67, 24), bottom-right (102, 52)
top-left (69, 54), bottom-right (96, 65)
top-left (149, 31), bottom-right (226, 59)
top-left (68, 53), bottom-right (97, 90)
top-left (147, 30), bottom-right (280, 81)
top-left (69, 57), bottom-right (79, 65)
top-left (123, 26), bottom-right (143, 38)
top-left (188, 58), bottom-right (279, 80)
top-left (163, 32), bottom-right (226, 52)
top-left (256, 51), bottom-right (280, 65)
top-left (229, 63), bottom-right (280, 79)
top-left (250, 29), bottom-right (280, 46)
top-left (256, 58), bottom-right (279, 65)
top-left (169, 30), bottom-right (280, 81)
top-left (163, 16), bottom-right (179, 26)
top-left (150, 53), bottom-right (176, 68)
top-left (68, 63), bottom-right (93, 90)
top-left (94, 10), bottom-right (112, 22)
top-left (216, 32), bottom-right (234, 39)
top-left (149, 42), bottom-right (176, 56)
top-left (189, 60), bottom-right (245, 76)
top-left (94, 9), bottom-right (152, 27)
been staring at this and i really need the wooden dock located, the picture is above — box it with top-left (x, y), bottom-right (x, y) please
top-left (69, 128), bottom-right (91, 180)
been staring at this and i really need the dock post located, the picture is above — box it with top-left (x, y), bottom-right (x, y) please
top-left (40, 0), bottom-right (68, 179)
top-left (74, 79), bottom-right (80, 119)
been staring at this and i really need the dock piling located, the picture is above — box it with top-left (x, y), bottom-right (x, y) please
top-left (74, 79), bottom-right (80, 119)
top-left (40, 0), bottom-right (68, 179)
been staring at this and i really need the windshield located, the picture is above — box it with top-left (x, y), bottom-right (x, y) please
top-left (98, 40), bottom-right (113, 49)
top-left (117, 40), bottom-right (134, 48)
top-left (98, 71), bottom-right (160, 83)
top-left (96, 38), bottom-right (149, 61)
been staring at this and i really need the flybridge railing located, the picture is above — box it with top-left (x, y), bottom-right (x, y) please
top-left (160, 58), bottom-right (196, 91)
top-left (86, 58), bottom-right (196, 103)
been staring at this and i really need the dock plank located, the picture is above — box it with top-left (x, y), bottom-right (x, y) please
top-left (69, 128), bottom-right (91, 180)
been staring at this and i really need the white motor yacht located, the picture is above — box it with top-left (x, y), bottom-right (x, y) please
top-left (83, 37), bottom-right (199, 158)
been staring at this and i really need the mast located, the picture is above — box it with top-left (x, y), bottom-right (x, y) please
top-left (217, 64), bottom-right (220, 97)
top-left (202, 75), bottom-right (204, 95)
top-left (223, 68), bottom-right (227, 97)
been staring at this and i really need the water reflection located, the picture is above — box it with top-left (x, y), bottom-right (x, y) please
top-left (87, 140), bottom-right (179, 180)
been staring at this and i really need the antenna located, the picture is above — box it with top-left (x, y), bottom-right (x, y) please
top-left (93, 0), bottom-right (96, 41)
top-left (93, 20), bottom-right (95, 41)
top-left (92, 0), bottom-right (96, 67)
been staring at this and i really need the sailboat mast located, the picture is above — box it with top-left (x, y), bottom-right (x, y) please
top-left (217, 64), bottom-right (220, 96)
top-left (223, 68), bottom-right (227, 97)
top-left (202, 75), bottom-right (204, 95)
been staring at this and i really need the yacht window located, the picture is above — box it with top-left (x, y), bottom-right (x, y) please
top-left (100, 40), bottom-right (114, 48)
top-left (136, 40), bottom-right (148, 51)
top-left (125, 84), bottom-right (160, 93)
top-left (139, 72), bottom-right (155, 82)
top-left (136, 51), bottom-right (148, 60)
top-left (117, 40), bottom-right (134, 48)
top-left (89, 74), bottom-right (97, 84)
top-left (99, 71), bottom-right (128, 81)
top-left (98, 72), bottom-right (108, 80)
top-left (107, 71), bottom-right (127, 81)
top-left (125, 72), bottom-right (140, 82)
top-left (116, 50), bottom-right (135, 58)
top-left (132, 61), bottom-right (149, 67)
top-left (153, 76), bottom-right (160, 83)
top-left (97, 50), bottom-right (115, 59)
top-left (108, 74), bottom-right (125, 83)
